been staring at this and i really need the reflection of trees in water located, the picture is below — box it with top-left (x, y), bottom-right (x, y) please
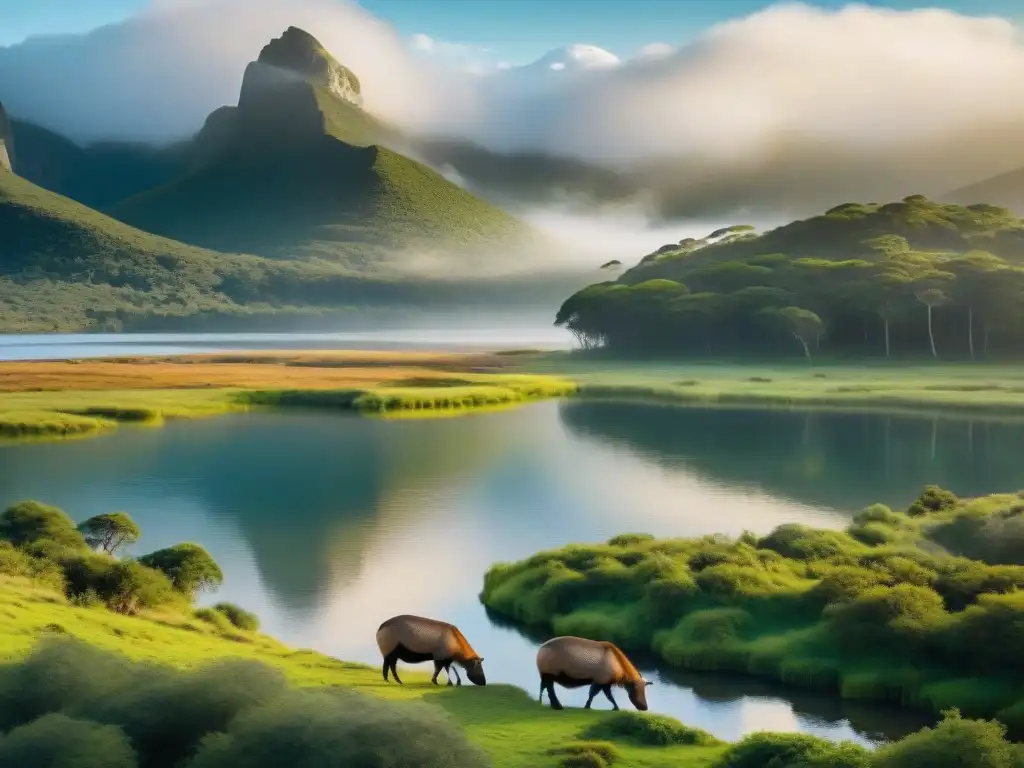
top-left (558, 401), bottom-right (1024, 514)
top-left (484, 608), bottom-right (929, 741)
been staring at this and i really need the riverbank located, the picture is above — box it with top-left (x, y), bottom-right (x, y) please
top-left (480, 487), bottom-right (1024, 737)
top-left (3, 352), bottom-right (1024, 440)
top-left (0, 575), bottom-right (721, 768)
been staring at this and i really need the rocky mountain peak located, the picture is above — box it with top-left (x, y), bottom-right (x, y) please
top-left (252, 26), bottom-right (362, 107)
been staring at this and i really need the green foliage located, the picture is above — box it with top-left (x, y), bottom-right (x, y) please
top-left (873, 709), bottom-right (1017, 768)
top-left (138, 543), bottom-right (223, 597)
top-left (0, 500), bottom-right (86, 554)
top-left (547, 742), bottom-right (620, 765)
top-left (0, 636), bottom-right (489, 768)
top-left (78, 512), bottom-right (140, 555)
top-left (0, 713), bottom-right (137, 768)
top-left (579, 711), bottom-right (722, 747)
top-left (481, 489), bottom-right (1024, 726)
top-left (211, 602), bottom-right (260, 632)
top-left (711, 731), bottom-right (871, 768)
top-left (185, 688), bottom-right (490, 768)
top-left (556, 196), bottom-right (1024, 359)
top-left (59, 554), bottom-right (177, 614)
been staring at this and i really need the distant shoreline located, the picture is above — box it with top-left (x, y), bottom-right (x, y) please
top-left (2, 350), bottom-right (1024, 442)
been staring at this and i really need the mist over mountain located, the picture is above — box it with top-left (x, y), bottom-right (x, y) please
top-left (2, 1), bottom-right (1023, 218)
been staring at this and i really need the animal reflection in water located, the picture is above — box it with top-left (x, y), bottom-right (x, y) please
top-left (376, 614), bottom-right (486, 686)
top-left (537, 636), bottom-right (653, 711)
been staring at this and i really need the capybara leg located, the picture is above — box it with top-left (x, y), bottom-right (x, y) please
top-left (451, 664), bottom-right (462, 686)
top-left (538, 678), bottom-right (546, 702)
top-left (585, 683), bottom-right (600, 709)
top-left (390, 657), bottom-right (403, 685)
top-left (444, 662), bottom-right (453, 687)
top-left (542, 675), bottom-right (563, 710)
top-left (432, 660), bottom-right (444, 685)
top-left (602, 685), bottom-right (619, 711)
top-left (382, 651), bottom-right (398, 682)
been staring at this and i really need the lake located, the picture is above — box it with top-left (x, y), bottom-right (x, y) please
top-left (0, 328), bottom-right (573, 361)
top-left (2, 399), bottom-right (1020, 744)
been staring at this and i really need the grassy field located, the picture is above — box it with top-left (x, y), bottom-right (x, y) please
top-left (518, 355), bottom-right (1024, 417)
top-left (0, 576), bottom-right (720, 768)
top-left (0, 352), bottom-right (576, 438)
top-left (4, 351), bottom-right (1024, 440)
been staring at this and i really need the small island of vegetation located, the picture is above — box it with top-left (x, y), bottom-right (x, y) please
top-left (482, 486), bottom-right (1024, 737)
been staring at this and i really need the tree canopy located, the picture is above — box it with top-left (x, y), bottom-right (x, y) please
top-left (555, 197), bottom-right (1024, 359)
top-left (138, 543), bottom-right (223, 597)
top-left (78, 512), bottom-right (140, 555)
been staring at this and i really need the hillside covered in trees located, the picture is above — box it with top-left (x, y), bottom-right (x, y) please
top-left (555, 197), bottom-right (1024, 360)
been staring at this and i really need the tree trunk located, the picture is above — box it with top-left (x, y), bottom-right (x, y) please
top-left (794, 334), bottom-right (810, 360)
top-left (926, 305), bottom-right (937, 358)
top-left (884, 316), bottom-right (890, 359)
top-left (968, 306), bottom-right (975, 361)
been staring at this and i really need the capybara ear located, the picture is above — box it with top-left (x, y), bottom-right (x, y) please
top-left (478, 658), bottom-right (484, 662)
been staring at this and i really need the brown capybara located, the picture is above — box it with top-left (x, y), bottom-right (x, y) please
top-left (376, 614), bottom-right (486, 686)
top-left (536, 635), bottom-right (652, 710)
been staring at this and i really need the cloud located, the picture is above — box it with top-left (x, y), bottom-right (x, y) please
top-left (2, 1), bottom-right (1024, 217)
top-left (0, 0), bottom-right (461, 144)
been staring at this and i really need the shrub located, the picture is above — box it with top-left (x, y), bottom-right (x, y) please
top-left (0, 713), bottom-right (137, 768)
top-left (138, 543), bottom-right (223, 597)
top-left (908, 485), bottom-right (959, 517)
top-left (60, 554), bottom-right (177, 614)
top-left (873, 709), bottom-right (1016, 768)
top-left (185, 689), bottom-right (490, 768)
top-left (212, 602), bottom-right (260, 632)
top-left (711, 731), bottom-right (870, 768)
top-left (0, 541), bottom-right (65, 590)
top-left (0, 635), bottom-right (143, 731)
top-left (85, 658), bottom-right (290, 768)
top-left (607, 533), bottom-right (653, 547)
top-left (580, 711), bottom-right (721, 746)
top-left (758, 524), bottom-right (861, 561)
top-left (0, 500), bottom-right (86, 553)
top-left (547, 742), bottom-right (620, 764)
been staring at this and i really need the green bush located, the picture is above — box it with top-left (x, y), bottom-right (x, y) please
top-left (0, 500), bottom-right (86, 553)
top-left (907, 485), bottom-right (959, 517)
top-left (580, 711), bottom-right (721, 747)
top-left (873, 709), bottom-right (1016, 768)
top-left (0, 541), bottom-right (65, 590)
top-left (138, 543), bottom-right (223, 597)
top-left (711, 731), bottom-right (871, 768)
top-left (0, 713), bottom-right (137, 768)
top-left (212, 602), bottom-right (260, 632)
top-left (185, 689), bottom-right (490, 768)
top-left (59, 554), bottom-right (177, 614)
top-left (547, 742), bottom-right (620, 764)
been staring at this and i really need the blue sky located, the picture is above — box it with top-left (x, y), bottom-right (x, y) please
top-left (1, 0), bottom-right (1021, 61)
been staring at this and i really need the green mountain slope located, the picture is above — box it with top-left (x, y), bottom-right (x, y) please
top-left (947, 168), bottom-right (1024, 217)
top-left (111, 27), bottom-right (535, 264)
top-left (555, 196), bottom-right (1024, 359)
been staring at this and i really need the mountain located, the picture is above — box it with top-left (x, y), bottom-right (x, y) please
top-left (947, 168), bottom-right (1024, 217)
top-left (110, 27), bottom-right (536, 266)
top-left (0, 101), bottom-right (12, 172)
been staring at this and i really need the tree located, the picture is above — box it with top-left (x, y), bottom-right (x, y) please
top-left (774, 306), bottom-right (824, 360)
top-left (138, 543), bottom-right (223, 598)
top-left (77, 512), bottom-right (140, 555)
top-left (915, 287), bottom-right (948, 358)
top-left (0, 501), bottom-right (85, 554)
top-left (948, 253), bottom-right (1008, 361)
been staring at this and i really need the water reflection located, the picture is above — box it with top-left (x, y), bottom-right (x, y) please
top-left (0, 401), bottom-right (1017, 743)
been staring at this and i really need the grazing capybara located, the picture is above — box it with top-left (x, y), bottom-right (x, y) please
top-left (376, 614), bottom-right (486, 686)
top-left (536, 635), bottom-right (652, 711)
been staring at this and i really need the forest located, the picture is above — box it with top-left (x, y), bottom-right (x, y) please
top-left (555, 197), bottom-right (1024, 360)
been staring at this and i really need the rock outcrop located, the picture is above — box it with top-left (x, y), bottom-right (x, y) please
top-left (0, 100), bottom-right (14, 172)
top-left (253, 26), bottom-right (362, 107)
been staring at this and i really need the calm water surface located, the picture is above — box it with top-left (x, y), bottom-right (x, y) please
top-left (2, 401), bottom-right (1021, 744)
top-left (0, 328), bottom-right (573, 361)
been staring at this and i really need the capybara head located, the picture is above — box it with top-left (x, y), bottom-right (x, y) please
top-left (465, 657), bottom-right (486, 685)
top-left (627, 677), bottom-right (653, 711)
